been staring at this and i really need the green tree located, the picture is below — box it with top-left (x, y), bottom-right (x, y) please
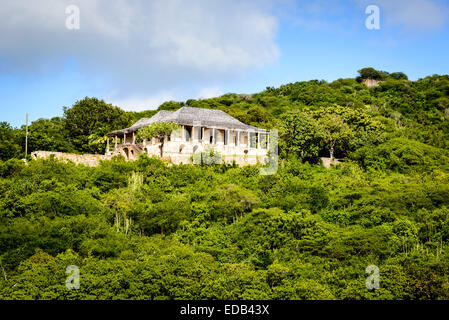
top-left (318, 114), bottom-right (352, 159)
top-left (157, 101), bottom-right (185, 111)
top-left (21, 117), bottom-right (75, 154)
top-left (389, 72), bottom-right (408, 80)
top-left (63, 97), bottom-right (132, 153)
top-left (0, 122), bottom-right (21, 160)
top-left (136, 122), bottom-right (180, 157)
top-left (279, 111), bottom-right (324, 161)
top-left (357, 67), bottom-right (387, 81)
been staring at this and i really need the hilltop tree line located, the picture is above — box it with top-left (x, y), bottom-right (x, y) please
top-left (2, 68), bottom-right (449, 162)
top-left (1, 68), bottom-right (449, 299)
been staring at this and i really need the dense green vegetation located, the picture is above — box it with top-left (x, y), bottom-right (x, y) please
top-left (1, 69), bottom-right (449, 299)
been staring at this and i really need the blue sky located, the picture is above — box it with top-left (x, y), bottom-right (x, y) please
top-left (1, 0), bottom-right (449, 127)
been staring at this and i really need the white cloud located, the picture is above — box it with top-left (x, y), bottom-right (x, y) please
top-left (0, 0), bottom-right (280, 99)
top-left (146, 0), bottom-right (279, 72)
top-left (109, 91), bottom-right (176, 112)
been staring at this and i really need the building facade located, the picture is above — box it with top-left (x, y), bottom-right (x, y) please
top-left (106, 107), bottom-right (270, 166)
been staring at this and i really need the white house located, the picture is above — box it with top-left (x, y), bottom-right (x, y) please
top-left (106, 107), bottom-right (270, 166)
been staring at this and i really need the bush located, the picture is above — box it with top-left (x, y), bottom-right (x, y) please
top-left (351, 138), bottom-right (449, 172)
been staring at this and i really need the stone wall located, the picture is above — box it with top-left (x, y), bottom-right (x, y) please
top-left (363, 79), bottom-right (380, 87)
top-left (31, 151), bottom-right (112, 167)
top-left (31, 151), bottom-right (338, 169)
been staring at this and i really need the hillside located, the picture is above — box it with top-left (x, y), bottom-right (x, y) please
top-left (1, 68), bottom-right (449, 299)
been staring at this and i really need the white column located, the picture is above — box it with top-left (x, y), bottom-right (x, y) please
top-left (257, 132), bottom-right (261, 149)
top-left (115, 136), bottom-right (118, 149)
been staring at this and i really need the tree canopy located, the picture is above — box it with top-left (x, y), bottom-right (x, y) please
top-left (63, 97), bottom-right (132, 153)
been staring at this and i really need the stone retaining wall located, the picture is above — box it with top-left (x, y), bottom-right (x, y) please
top-left (31, 151), bottom-right (112, 167)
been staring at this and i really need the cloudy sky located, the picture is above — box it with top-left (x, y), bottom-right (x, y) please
top-left (1, 0), bottom-right (449, 126)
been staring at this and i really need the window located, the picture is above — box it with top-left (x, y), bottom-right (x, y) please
top-left (186, 126), bottom-right (192, 142)
top-left (209, 129), bottom-right (217, 144)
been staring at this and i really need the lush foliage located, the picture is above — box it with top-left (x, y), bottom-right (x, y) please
top-left (1, 69), bottom-right (449, 300)
top-left (136, 122), bottom-right (180, 142)
top-left (0, 122), bottom-right (21, 161)
top-left (63, 97), bottom-right (133, 153)
top-left (279, 111), bottom-right (323, 161)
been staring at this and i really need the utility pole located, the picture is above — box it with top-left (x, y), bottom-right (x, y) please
top-left (25, 113), bottom-right (29, 159)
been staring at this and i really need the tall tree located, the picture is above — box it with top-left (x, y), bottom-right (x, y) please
top-left (279, 111), bottom-right (324, 161)
top-left (318, 114), bottom-right (352, 159)
top-left (63, 97), bottom-right (132, 153)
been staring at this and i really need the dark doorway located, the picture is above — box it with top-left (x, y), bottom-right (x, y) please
top-left (186, 126), bottom-right (192, 142)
